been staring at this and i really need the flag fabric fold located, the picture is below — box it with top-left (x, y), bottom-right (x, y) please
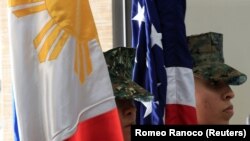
top-left (131, 0), bottom-right (197, 124)
top-left (9, 0), bottom-right (123, 140)
top-left (13, 94), bottom-right (20, 141)
top-left (131, 0), bottom-right (167, 125)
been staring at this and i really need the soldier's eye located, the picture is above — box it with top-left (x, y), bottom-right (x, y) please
top-left (209, 81), bottom-right (218, 86)
top-left (209, 81), bottom-right (226, 89)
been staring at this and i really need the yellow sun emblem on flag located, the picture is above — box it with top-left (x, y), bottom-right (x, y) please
top-left (9, 0), bottom-right (99, 83)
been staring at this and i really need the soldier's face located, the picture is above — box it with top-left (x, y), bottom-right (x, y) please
top-left (116, 99), bottom-right (136, 141)
top-left (194, 77), bottom-right (235, 124)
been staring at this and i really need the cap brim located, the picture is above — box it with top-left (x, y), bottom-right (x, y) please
top-left (112, 79), bottom-right (153, 102)
top-left (193, 63), bottom-right (247, 85)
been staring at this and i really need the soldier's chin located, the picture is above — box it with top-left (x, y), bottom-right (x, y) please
top-left (123, 126), bottom-right (131, 141)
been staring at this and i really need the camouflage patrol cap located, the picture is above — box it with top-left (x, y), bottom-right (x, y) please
top-left (104, 47), bottom-right (153, 101)
top-left (187, 32), bottom-right (247, 85)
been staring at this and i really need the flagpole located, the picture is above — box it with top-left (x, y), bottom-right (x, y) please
top-left (122, 0), bottom-right (126, 46)
top-left (112, 0), bottom-right (126, 47)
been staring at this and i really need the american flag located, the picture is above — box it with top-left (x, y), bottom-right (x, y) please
top-left (131, 0), bottom-right (197, 124)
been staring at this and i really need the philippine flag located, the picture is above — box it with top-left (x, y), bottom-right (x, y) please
top-left (8, 0), bottom-right (123, 141)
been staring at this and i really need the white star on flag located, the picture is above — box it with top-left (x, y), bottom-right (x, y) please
top-left (155, 101), bottom-right (159, 105)
top-left (157, 83), bottom-right (162, 87)
top-left (150, 24), bottom-right (163, 49)
top-left (134, 56), bottom-right (137, 63)
top-left (132, 2), bottom-right (145, 27)
top-left (141, 101), bottom-right (152, 118)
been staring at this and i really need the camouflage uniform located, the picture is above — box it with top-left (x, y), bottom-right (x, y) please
top-left (104, 47), bottom-right (153, 102)
top-left (187, 32), bottom-right (247, 85)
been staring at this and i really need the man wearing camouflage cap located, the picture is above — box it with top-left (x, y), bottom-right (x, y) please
top-left (104, 47), bottom-right (153, 141)
top-left (187, 32), bottom-right (247, 124)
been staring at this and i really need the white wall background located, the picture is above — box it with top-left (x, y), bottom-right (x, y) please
top-left (186, 0), bottom-right (250, 124)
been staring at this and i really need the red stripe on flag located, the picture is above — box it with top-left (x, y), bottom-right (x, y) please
top-left (165, 104), bottom-right (197, 124)
top-left (65, 108), bottom-right (124, 141)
